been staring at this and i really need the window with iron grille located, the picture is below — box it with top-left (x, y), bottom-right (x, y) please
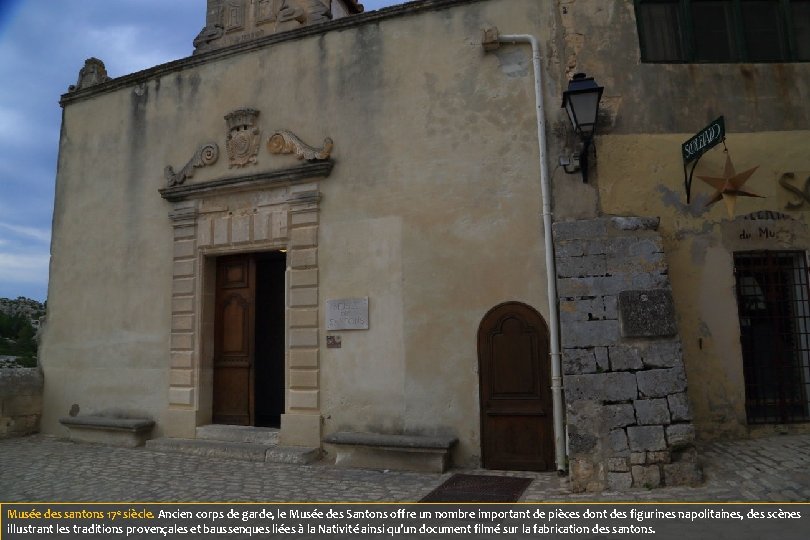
top-left (733, 251), bottom-right (810, 424)
top-left (635, 0), bottom-right (810, 62)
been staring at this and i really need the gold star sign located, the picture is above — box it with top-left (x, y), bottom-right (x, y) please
top-left (697, 155), bottom-right (762, 218)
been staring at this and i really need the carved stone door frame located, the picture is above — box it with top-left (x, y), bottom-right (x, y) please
top-left (162, 164), bottom-right (329, 447)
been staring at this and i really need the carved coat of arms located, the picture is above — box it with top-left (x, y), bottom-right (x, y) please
top-left (224, 108), bottom-right (262, 168)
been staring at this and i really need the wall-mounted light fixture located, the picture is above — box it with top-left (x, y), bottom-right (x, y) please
top-left (561, 72), bottom-right (603, 183)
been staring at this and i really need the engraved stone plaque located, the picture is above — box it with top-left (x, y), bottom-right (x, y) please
top-left (326, 297), bottom-right (369, 331)
top-left (618, 289), bottom-right (677, 338)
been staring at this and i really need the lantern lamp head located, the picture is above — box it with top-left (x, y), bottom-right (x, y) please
top-left (562, 73), bottom-right (603, 138)
top-left (561, 72), bottom-right (604, 182)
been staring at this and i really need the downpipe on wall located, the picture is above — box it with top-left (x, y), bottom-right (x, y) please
top-left (482, 28), bottom-right (566, 474)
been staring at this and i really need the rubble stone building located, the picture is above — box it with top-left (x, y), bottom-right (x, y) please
top-left (41, 0), bottom-right (810, 491)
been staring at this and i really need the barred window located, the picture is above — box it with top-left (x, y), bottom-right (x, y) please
top-left (734, 251), bottom-right (810, 424)
top-left (635, 0), bottom-right (810, 62)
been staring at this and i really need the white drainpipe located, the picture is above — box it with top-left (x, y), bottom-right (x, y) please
top-left (483, 28), bottom-right (566, 474)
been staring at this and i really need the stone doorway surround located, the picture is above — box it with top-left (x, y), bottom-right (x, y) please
top-left (160, 162), bottom-right (331, 447)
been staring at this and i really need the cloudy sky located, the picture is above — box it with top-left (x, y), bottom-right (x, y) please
top-left (0, 0), bottom-right (397, 302)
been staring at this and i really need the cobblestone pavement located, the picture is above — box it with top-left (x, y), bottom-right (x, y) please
top-left (1, 433), bottom-right (809, 502)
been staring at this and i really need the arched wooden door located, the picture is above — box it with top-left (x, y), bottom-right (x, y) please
top-left (478, 302), bottom-right (554, 471)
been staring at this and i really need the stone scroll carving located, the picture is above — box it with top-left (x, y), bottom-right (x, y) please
top-left (68, 58), bottom-right (111, 92)
top-left (256, 0), bottom-right (306, 25)
top-left (267, 130), bottom-right (333, 161)
top-left (193, 0), bottom-right (226, 53)
top-left (304, 0), bottom-right (333, 23)
top-left (162, 113), bottom-right (334, 189)
top-left (193, 25), bottom-right (225, 52)
top-left (165, 143), bottom-right (220, 187)
top-left (225, 108), bottom-right (262, 168)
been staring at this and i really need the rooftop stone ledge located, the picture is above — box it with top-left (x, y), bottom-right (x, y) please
top-left (59, 0), bottom-right (489, 107)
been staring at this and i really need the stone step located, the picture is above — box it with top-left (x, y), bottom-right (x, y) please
top-left (195, 424), bottom-right (280, 445)
top-left (145, 438), bottom-right (320, 465)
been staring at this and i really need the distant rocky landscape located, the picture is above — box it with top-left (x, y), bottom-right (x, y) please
top-left (0, 297), bottom-right (45, 368)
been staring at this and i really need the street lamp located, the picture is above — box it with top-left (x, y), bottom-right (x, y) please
top-left (561, 73), bottom-right (604, 183)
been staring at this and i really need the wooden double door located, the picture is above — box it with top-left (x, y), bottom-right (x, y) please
top-left (478, 302), bottom-right (554, 471)
top-left (213, 252), bottom-right (286, 427)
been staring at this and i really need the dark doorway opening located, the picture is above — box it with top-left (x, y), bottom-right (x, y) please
top-left (254, 251), bottom-right (286, 428)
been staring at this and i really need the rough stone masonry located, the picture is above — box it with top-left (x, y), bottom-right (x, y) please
top-left (554, 216), bottom-right (702, 492)
top-left (0, 367), bottom-right (43, 438)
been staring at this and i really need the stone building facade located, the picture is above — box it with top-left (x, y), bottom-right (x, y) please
top-left (41, 0), bottom-right (809, 491)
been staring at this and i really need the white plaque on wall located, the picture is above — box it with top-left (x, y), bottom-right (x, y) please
top-left (326, 297), bottom-right (369, 330)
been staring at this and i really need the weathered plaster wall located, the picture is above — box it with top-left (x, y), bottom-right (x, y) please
top-left (41, 0), bottom-right (562, 466)
top-left (43, 84), bottom-right (175, 432)
top-left (555, 0), bottom-right (810, 134)
top-left (316, 0), bottom-right (557, 467)
top-left (550, 0), bottom-right (810, 216)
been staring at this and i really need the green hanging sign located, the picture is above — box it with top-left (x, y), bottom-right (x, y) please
top-left (682, 116), bottom-right (725, 203)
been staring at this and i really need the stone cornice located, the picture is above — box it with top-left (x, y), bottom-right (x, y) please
top-left (60, 0), bottom-right (487, 107)
top-left (159, 161), bottom-right (333, 202)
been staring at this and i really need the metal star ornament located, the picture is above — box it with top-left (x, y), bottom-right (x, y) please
top-left (697, 155), bottom-right (762, 218)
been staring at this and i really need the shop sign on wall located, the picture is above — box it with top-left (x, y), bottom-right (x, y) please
top-left (738, 225), bottom-right (781, 240)
top-left (682, 117), bottom-right (725, 163)
top-left (682, 116), bottom-right (725, 203)
top-left (326, 297), bottom-right (369, 331)
top-left (721, 211), bottom-right (794, 247)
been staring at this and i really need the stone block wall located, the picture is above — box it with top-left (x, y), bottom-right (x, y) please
top-left (0, 368), bottom-right (43, 437)
top-left (554, 217), bottom-right (702, 492)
